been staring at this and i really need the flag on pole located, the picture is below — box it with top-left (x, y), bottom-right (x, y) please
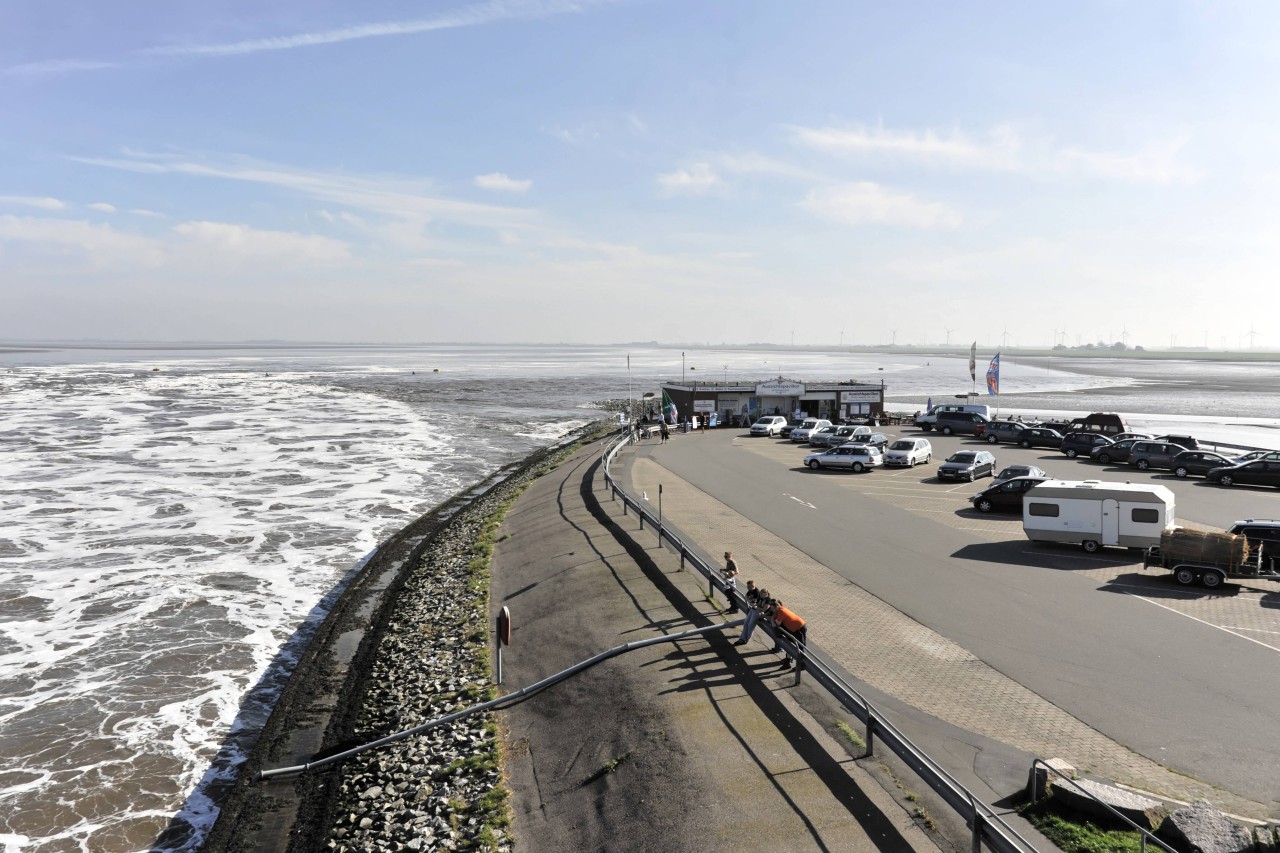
top-left (662, 389), bottom-right (678, 423)
top-left (969, 342), bottom-right (977, 382)
top-left (986, 353), bottom-right (1001, 396)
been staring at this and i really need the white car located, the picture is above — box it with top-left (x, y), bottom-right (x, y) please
top-left (883, 437), bottom-right (932, 467)
top-left (750, 415), bottom-right (788, 437)
top-left (790, 418), bottom-right (833, 443)
top-left (803, 444), bottom-right (884, 472)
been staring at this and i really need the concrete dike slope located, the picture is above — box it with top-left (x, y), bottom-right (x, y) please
top-left (200, 427), bottom-right (941, 851)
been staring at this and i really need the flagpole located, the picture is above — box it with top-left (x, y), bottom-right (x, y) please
top-left (627, 353), bottom-right (633, 425)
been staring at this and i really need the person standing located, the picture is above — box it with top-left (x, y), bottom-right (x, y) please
top-left (735, 582), bottom-right (766, 644)
top-left (721, 551), bottom-right (739, 612)
top-left (659, 420), bottom-right (669, 443)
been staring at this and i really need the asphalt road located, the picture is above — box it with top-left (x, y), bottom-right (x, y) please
top-left (651, 427), bottom-right (1280, 807)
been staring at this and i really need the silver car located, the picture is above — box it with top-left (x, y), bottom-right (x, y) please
top-left (884, 437), bottom-right (932, 467)
top-left (803, 444), bottom-right (884, 472)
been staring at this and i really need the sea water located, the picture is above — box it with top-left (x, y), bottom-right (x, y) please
top-left (0, 343), bottom-right (1276, 852)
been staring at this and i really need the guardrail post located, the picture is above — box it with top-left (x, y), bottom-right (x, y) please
top-left (971, 812), bottom-right (984, 853)
top-left (680, 547), bottom-right (686, 571)
top-left (866, 714), bottom-right (876, 757)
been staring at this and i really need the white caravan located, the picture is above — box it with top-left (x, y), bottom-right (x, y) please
top-left (1022, 480), bottom-right (1176, 553)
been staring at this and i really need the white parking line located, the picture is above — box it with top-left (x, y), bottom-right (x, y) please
top-left (1129, 595), bottom-right (1280, 654)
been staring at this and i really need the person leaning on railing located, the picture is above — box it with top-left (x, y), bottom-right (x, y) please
top-left (768, 601), bottom-right (808, 671)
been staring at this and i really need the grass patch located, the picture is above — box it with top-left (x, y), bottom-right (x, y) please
top-left (835, 720), bottom-right (865, 751)
top-left (1018, 796), bottom-right (1147, 853)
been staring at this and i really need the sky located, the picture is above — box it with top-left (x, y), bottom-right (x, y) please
top-left (3, 0), bottom-right (1279, 349)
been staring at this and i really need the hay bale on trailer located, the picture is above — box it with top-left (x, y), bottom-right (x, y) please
top-left (1160, 528), bottom-right (1249, 569)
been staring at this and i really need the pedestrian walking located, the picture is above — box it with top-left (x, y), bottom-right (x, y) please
top-left (722, 551), bottom-right (739, 612)
top-left (659, 421), bottom-right (669, 443)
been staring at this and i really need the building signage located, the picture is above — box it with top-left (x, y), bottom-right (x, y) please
top-left (840, 390), bottom-right (881, 403)
top-left (756, 380), bottom-right (805, 396)
top-left (693, 399), bottom-right (716, 413)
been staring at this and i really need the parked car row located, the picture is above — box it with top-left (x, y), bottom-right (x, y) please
top-left (931, 415), bottom-right (1280, 490)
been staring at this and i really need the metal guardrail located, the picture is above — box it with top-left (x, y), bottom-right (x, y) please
top-left (600, 430), bottom-right (1041, 852)
top-left (1029, 760), bottom-right (1176, 853)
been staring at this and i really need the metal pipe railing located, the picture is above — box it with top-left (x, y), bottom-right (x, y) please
top-left (257, 619), bottom-right (743, 781)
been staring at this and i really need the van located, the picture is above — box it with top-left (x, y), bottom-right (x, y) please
top-left (916, 404), bottom-right (993, 430)
top-left (1064, 413), bottom-right (1129, 435)
top-left (934, 411), bottom-right (991, 436)
top-left (1022, 480), bottom-right (1176, 553)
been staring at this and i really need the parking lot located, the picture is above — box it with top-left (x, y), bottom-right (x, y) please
top-left (730, 426), bottom-right (1280, 642)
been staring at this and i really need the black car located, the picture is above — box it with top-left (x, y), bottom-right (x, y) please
top-left (977, 421), bottom-right (1028, 445)
top-left (847, 432), bottom-right (891, 451)
top-left (1016, 427), bottom-right (1064, 449)
top-left (937, 450), bottom-right (997, 481)
top-left (1089, 438), bottom-right (1141, 465)
top-left (1207, 460), bottom-right (1280, 489)
top-left (1171, 450), bottom-right (1236, 479)
top-left (1154, 434), bottom-right (1200, 450)
top-left (1060, 432), bottom-right (1112, 459)
top-left (778, 419), bottom-right (806, 439)
top-left (969, 476), bottom-right (1049, 513)
top-left (1228, 519), bottom-right (1280, 572)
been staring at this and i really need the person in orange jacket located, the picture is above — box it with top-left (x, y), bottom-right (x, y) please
top-left (769, 601), bottom-right (807, 670)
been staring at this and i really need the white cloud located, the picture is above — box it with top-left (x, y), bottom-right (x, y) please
top-left (800, 182), bottom-right (962, 229)
top-left (657, 163), bottom-right (718, 196)
top-left (0, 195), bottom-right (66, 211)
top-left (791, 122), bottom-right (1194, 184)
top-left (73, 152), bottom-right (537, 229)
top-left (130, 208), bottom-right (165, 218)
top-left (474, 172), bottom-right (532, 193)
top-left (141, 0), bottom-right (622, 58)
top-left (88, 203), bottom-right (117, 213)
top-left (171, 221), bottom-right (350, 262)
top-left (0, 214), bottom-right (164, 268)
top-left (2, 59), bottom-right (118, 77)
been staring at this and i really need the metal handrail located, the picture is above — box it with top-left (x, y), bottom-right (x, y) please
top-left (601, 429), bottom-right (1041, 852)
top-left (257, 620), bottom-right (743, 781)
top-left (1028, 760), bottom-right (1176, 853)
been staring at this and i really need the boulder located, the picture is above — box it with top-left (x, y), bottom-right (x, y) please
top-left (1157, 800), bottom-right (1254, 853)
top-left (1049, 777), bottom-right (1168, 831)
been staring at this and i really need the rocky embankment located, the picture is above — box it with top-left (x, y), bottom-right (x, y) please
top-left (203, 424), bottom-right (609, 852)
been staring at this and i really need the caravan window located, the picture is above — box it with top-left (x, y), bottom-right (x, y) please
top-left (1131, 508), bottom-right (1159, 523)
top-left (1028, 503), bottom-right (1059, 517)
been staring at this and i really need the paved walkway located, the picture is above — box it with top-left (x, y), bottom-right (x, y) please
top-left (624, 439), bottom-right (1272, 823)
top-left (492, 439), bottom-right (942, 851)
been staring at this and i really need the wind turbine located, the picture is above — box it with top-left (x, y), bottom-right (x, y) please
top-left (1248, 325), bottom-right (1260, 349)
top-left (839, 326), bottom-right (845, 347)
top-left (944, 327), bottom-right (955, 346)
top-left (891, 329), bottom-right (898, 346)
top-left (1001, 327), bottom-right (1011, 348)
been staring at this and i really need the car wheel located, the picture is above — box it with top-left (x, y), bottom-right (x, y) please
top-left (807, 460), bottom-right (820, 469)
top-left (966, 472), bottom-right (974, 481)
top-left (1097, 453), bottom-right (1111, 465)
top-left (976, 498), bottom-right (993, 513)
top-left (1173, 567), bottom-right (1197, 586)
top-left (1201, 570), bottom-right (1224, 589)
top-left (1019, 439), bottom-right (1031, 448)
top-left (921, 424), bottom-right (932, 432)
top-left (941, 426), bottom-right (953, 435)
top-left (1065, 448), bottom-right (1078, 458)
top-left (987, 434), bottom-right (999, 444)
top-left (1219, 474), bottom-right (1235, 486)
top-left (1174, 466), bottom-right (1189, 478)
top-left (1082, 540), bottom-right (1100, 553)
top-left (852, 462), bottom-right (865, 473)
top-left (1136, 459), bottom-right (1150, 471)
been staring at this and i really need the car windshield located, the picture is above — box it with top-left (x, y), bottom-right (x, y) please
top-left (948, 453), bottom-right (977, 463)
top-left (889, 440), bottom-right (914, 450)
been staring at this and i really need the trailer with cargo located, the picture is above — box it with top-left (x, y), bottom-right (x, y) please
top-left (1021, 480), bottom-right (1176, 553)
top-left (1144, 527), bottom-right (1279, 589)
